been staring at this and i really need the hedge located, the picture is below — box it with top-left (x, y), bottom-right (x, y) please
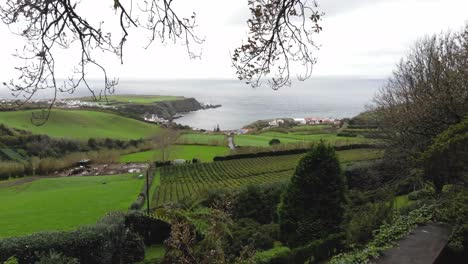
top-left (289, 233), bottom-right (345, 264)
top-left (254, 246), bottom-right (291, 264)
top-left (130, 165), bottom-right (155, 210)
top-left (0, 212), bottom-right (145, 264)
top-left (213, 144), bottom-right (379, 161)
top-left (125, 211), bottom-right (171, 245)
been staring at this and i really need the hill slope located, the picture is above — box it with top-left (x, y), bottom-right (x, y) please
top-left (0, 109), bottom-right (162, 140)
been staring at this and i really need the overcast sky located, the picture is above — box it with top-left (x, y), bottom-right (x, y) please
top-left (0, 0), bottom-right (467, 82)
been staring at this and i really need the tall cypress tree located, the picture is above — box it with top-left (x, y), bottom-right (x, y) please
top-left (278, 142), bottom-right (346, 246)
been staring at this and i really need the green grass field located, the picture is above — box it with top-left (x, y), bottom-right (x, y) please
top-left (152, 148), bottom-right (382, 206)
top-left (0, 174), bottom-right (144, 238)
top-left (80, 95), bottom-right (183, 104)
top-left (176, 133), bottom-right (227, 146)
top-left (0, 109), bottom-right (162, 140)
top-left (234, 132), bottom-right (371, 147)
top-left (120, 145), bottom-right (230, 163)
top-left (337, 149), bottom-right (383, 164)
top-left (289, 124), bottom-right (332, 132)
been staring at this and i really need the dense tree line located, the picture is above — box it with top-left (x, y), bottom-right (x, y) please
top-left (0, 124), bottom-right (144, 160)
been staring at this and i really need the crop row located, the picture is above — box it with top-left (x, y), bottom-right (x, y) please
top-left (151, 155), bottom-right (303, 206)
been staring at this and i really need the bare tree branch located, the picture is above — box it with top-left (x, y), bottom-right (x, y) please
top-left (232, 0), bottom-right (323, 89)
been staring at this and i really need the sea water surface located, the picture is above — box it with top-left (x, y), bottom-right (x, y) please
top-left (0, 78), bottom-right (386, 130)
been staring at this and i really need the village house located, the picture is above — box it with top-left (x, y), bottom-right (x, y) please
top-left (143, 114), bottom-right (165, 123)
top-left (293, 118), bottom-right (306, 125)
top-left (268, 119), bottom-right (285, 127)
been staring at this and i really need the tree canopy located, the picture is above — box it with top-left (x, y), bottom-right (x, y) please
top-left (374, 24), bottom-right (468, 168)
top-left (278, 142), bottom-right (346, 246)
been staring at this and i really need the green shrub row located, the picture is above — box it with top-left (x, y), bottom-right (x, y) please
top-left (125, 210), bottom-right (171, 245)
top-left (213, 144), bottom-right (378, 162)
top-left (129, 165), bottom-right (154, 210)
top-left (0, 212), bottom-right (145, 264)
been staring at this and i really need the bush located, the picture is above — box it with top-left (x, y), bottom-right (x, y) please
top-left (422, 119), bottom-right (468, 193)
top-left (0, 161), bottom-right (25, 180)
top-left (255, 246), bottom-right (291, 264)
top-left (433, 186), bottom-right (468, 254)
top-left (337, 132), bottom-right (357, 137)
top-left (125, 210), bottom-right (171, 245)
top-left (269, 138), bottom-right (281, 146)
top-left (231, 183), bottom-right (285, 224)
top-left (278, 142), bottom-right (346, 246)
top-left (35, 251), bottom-right (79, 264)
top-left (407, 189), bottom-right (433, 201)
top-left (290, 233), bottom-right (345, 264)
top-left (3, 257), bottom-right (19, 264)
top-left (345, 201), bottom-right (393, 246)
top-left (228, 218), bottom-right (278, 256)
top-left (0, 212), bottom-right (145, 264)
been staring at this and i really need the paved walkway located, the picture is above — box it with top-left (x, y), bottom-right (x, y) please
top-left (375, 223), bottom-right (451, 264)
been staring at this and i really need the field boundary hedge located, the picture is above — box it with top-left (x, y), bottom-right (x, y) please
top-left (0, 212), bottom-right (144, 264)
top-left (129, 164), bottom-right (155, 210)
top-left (213, 144), bottom-right (380, 161)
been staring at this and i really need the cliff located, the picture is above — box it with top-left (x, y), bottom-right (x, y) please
top-left (117, 98), bottom-right (204, 120)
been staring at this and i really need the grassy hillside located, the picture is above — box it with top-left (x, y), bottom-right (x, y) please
top-left (0, 174), bottom-right (143, 238)
top-left (152, 148), bottom-right (382, 206)
top-left (80, 95), bottom-right (183, 104)
top-left (120, 145), bottom-right (230, 163)
top-left (0, 109), bottom-right (162, 140)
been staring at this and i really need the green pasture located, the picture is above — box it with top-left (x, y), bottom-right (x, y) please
top-left (80, 95), bottom-right (183, 104)
top-left (0, 109), bottom-right (162, 140)
top-left (176, 133), bottom-right (227, 146)
top-left (289, 124), bottom-right (333, 132)
top-left (234, 133), bottom-right (371, 147)
top-left (336, 148), bottom-right (384, 164)
top-left (0, 174), bottom-right (143, 238)
top-left (120, 145), bottom-right (230, 163)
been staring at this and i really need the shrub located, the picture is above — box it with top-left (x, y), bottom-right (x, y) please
top-left (330, 205), bottom-right (433, 264)
top-left (3, 257), bottom-right (19, 264)
top-left (228, 218), bottom-right (278, 256)
top-left (269, 138), bottom-right (281, 146)
top-left (35, 251), bottom-right (79, 264)
top-left (278, 142), bottom-right (346, 246)
top-left (255, 246), bottom-right (291, 264)
top-left (422, 119), bottom-right (468, 193)
top-left (231, 183), bottom-right (284, 224)
top-left (290, 233), bottom-right (345, 264)
top-left (337, 132), bottom-right (357, 137)
top-left (125, 210), bottom-right (171, 245)
top-left (0, 161), bottom-right (25, 180)
top-left (433, 186), bottom-right (468, 254)
top-left (407, 189), bottom-right (433, 201)
top-left (0, 212), bottom-right (145, 264)
top-left (345, 201), bottom-right (393, 246)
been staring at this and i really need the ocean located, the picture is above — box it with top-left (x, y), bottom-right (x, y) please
top-left (0, 78), bottom-right (386, 130)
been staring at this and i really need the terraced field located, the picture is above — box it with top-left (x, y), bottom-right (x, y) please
top-left (151, 148), bottom-right (383, 206)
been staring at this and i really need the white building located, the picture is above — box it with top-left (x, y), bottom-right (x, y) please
top-left (268, 119), bottom-right (285, 127)
top-left (293, 118), bottom-right (306, 125)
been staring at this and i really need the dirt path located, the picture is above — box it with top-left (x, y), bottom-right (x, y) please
top-left (228, 135), bottom-right (236, 150)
